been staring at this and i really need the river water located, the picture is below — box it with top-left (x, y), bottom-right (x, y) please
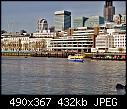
top-left (1, 56), bottom-right (126, 95)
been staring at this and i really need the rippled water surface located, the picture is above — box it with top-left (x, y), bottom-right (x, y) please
top-left (1, 56), bottom-right (126, 95)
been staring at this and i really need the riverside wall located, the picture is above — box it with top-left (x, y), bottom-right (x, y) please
top-left (1, 51), bottom-right (77, 58)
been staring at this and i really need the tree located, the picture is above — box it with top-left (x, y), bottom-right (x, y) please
top-left (1, 30), bottom-right (7, 34)
top-left (30, 41), bottom-right (36, 51)
top-left (118, 48), bottom-right (124, 53)
top-left (1, 40), bottom-right (4, 50)
top-left (42, 39), bottom-right (46, 49)
top-left (18, 39), bottom-right (22, 51)
top-left (20, 30), bottom-right (27, 35)
top-left (23, 43), bottom-right (29, 50)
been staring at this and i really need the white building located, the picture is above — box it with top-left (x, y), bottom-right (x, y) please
top-left (107, 28), bottom-right (119, 35)
top-left (94, 34), bottom-right (114, 52)
top-left (1, 36), bottom-right (52, 52)
top-left (92, 30), bottom-right (126, 53)
top-left (33, 30), bottom-right (56, 38)
top-left (1, 36), bottom-right (30, 51)
top-left (50, 28), bottom-right (95, 52)
top-left (37, 18), bottom-right (48, 33)
top-left (113, 32), bottom-right (126, 48)
top-left (29, 37), bottom-right (52, 51)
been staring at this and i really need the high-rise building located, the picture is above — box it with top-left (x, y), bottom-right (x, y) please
top-left (37, 18), bottom-right (48, 33)
top-left (84, 16), bottom-right (105, 27)
top-left (73, 17), bottom-right (88, 28)
top-left (54, 10), bottom-right (71, 31)
top-left (103, 1), bottom-right (115, 22)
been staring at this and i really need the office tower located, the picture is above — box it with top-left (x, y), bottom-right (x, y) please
top-left (73, 17), bottom-right (88, 28)
top-left (37, 18), bottom-right (48, 33)
top-left (54, 10), bottom-right (71, 31)
top-left (85, 16), bottom-right (105, 27)
top-left (103, 1), bottom-right (115, 22)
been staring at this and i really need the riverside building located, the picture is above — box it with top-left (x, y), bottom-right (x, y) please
top-left (91, 24), bottom-right (126, 53)
top-left (95, 34), bottom-right (114, 52)
top-left (50, 27), bottom-right (98, 53)
top-left (108, 30), bottom-right (126, 53)
top-left (1, 35), bottom-right (52, 52)
top-left (113, 31), bottom-right (126, 48)
top-left (1, 36), bottom-right (30, 51)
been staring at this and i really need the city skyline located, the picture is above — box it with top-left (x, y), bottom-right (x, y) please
top-left (2, 1), bottom-right (126, 33)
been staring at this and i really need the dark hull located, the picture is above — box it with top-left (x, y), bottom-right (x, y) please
top-left (91, 57), bottom-right (126, 61)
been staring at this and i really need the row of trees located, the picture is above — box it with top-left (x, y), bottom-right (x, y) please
top-left (1, 30), bottom-right (7, 34)
top-left (1, 30), bottom-right (28, 34)
top-left (118, 47), bottom-right (124, 53)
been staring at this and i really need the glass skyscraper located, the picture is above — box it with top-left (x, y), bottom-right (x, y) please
top-left (73, 17), bottom-right (88, 28)
top-left (85, 16), bottom-right (105, 27)
top-left (54, 10), bottom-right (71, 31)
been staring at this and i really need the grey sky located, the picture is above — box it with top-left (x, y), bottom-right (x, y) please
top-left (1, 1), bottom-right (126, 33)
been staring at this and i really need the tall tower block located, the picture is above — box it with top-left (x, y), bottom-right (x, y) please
top-left (103, 1), bottom-right (115, 22)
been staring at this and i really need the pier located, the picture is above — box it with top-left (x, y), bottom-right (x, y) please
top-left (1, 51), bottom-right (126, 61)
top-left (1, 51), bottom-right (76, 58)
top-left (1, 51), bottom-right (31, 56)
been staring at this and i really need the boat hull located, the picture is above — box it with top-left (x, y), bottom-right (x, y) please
top-left (91, 57), bottom-right (126, 61)
top-left (68, 59), bottom-right (84, 62)
top-left (67, 54), bottom-right (84, 62)
top-left (91, 53), bottom-right (126, 61)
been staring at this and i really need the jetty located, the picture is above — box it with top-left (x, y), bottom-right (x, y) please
top-left (1, 50), bottom-right (126, 61)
